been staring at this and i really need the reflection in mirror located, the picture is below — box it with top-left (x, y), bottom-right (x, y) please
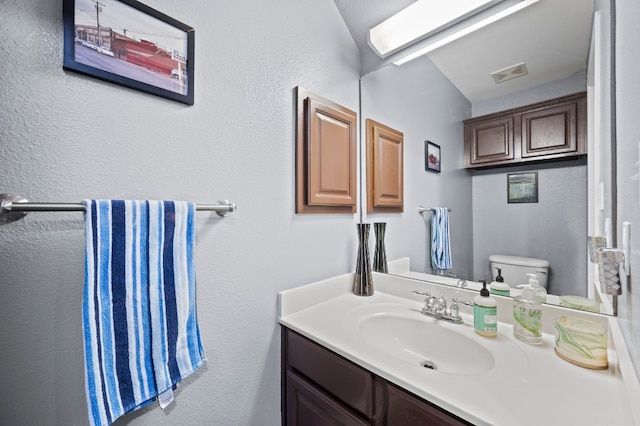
top-left (358, 0), bottom-right (615, 314)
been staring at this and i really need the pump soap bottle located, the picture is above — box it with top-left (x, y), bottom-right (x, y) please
top-left (474, 281), bottom-right (497, 337)
top-left (489, 267), bottom-right (510, 297)
top-left (526, 273), bottom-right (547, 303)
top-left (513, 285), bottom-right (542, 344)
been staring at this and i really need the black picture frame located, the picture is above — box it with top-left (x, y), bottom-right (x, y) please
top-left (507, 172), bottom-right (539, 203)
top-left (425, 141), bottom-right (441, 173)
top-left (63, 0), bottom-right (194, 105)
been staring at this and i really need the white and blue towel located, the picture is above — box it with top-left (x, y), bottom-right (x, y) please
top-left (82, 200), bottom-right (206, 426)
top-left (430, 207), bottom-right (452, 271)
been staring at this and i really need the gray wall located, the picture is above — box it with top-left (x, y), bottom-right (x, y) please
top-left (472, 159), bottom-right (587, 295)
top-left (470, 73), bottom-right (588, 294)
top-left (0, 0), bottom-right (360, 424)
top-left (360, 56), bottom-right (474, 278)
top-left (615, 0), bottom-right (640, 381)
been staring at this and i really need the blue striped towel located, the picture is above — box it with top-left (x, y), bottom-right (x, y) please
top-left (82, 200), bottom-right (206, 426)
top-left (430, 207), bottom-right (452, 271)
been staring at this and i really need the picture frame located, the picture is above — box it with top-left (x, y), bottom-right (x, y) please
top-left (425, 141), bottom-right (441, 173)
top-left (63, 0), bottom-right (194, 105)
top-left (507, 172), bottom-right (538, 203)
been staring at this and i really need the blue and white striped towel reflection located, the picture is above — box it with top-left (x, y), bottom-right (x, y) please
top-left (430, 207), bottom-right (452, 271)
top-left (82, 200), bottom-right (206, 426)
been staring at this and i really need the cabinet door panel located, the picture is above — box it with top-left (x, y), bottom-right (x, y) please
top-left (466, 116), bottom-right (514, 166)
top-left (366, 119), bottom-right (404, 212)
top-left (286, 372), bottom-right (369, 426)
top-left (385, 381), bottom-right (471, 426)
top-left (287, 330), bottom-right (375, 418)
top-left (521, 103), bottom-right (577, 158)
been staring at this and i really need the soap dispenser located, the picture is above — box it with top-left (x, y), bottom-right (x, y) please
top-left (474, 281), bottom-right (497, 337)
top-left (526, 272), bottom-right (547, 303)
top-left (489, 267), bottom-right (510, 297)
top-left (513, 284), bottom-right (542, 344)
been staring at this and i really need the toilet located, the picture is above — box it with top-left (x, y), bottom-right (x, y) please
top-left (489, 254), bottom-right (550, 290)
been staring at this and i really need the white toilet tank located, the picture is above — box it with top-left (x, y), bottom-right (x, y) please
top-left (489, 254), bottom-right (549, 289)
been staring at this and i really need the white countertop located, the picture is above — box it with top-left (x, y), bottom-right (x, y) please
top-left (278, 271), bottom-right (640, 426)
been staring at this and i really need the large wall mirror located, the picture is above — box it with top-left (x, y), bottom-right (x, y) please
top-left (339, 0), bottom-right (616, 314)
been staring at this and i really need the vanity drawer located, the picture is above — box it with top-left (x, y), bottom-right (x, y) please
top-left (284, 329), bottom-right (374, 419)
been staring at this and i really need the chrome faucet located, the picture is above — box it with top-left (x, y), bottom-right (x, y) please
top-left (412, 291), bottom-right (463, 324)
top-left (444, 271), bottom-right (468, 288)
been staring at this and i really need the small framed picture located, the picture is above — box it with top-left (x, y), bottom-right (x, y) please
top-left (507, 172), bottom-right (538, 203)
top-left (425, 141), bottom-right (441, 173)
top-left (63, 0), bottom-right (195, 105)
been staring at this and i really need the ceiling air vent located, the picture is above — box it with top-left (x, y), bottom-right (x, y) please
top-left (491, 62), bottom-right (528, 84)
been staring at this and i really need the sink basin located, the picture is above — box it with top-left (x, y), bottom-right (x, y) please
top-left (354, 309), bottom-right (495, 375)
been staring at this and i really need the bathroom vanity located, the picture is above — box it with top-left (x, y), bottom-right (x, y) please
top-left (278, 270), bottom-right (640, 425)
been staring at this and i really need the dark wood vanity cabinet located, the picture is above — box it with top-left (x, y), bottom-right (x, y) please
top-left (464, 92), bottom-right (587, 168)
top-left (281, 328), bottom-right (471, 426)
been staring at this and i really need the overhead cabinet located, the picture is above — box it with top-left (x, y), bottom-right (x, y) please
top-left (464, 92), bottom-right (587, 169)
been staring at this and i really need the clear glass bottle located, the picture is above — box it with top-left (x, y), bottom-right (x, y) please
top-left (513, 285), bottom-right (542, 344)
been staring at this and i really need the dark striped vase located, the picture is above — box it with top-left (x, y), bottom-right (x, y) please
top-left (353, 223), bottom-right (374, 296)
top-left (373, 222), bottom-right (388, 273)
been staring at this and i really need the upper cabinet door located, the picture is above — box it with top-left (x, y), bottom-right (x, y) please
top-left (465, 116), bottom-right (514, 167)
top-left (366, 119), bottom-right (404, 213)
top-left (521, 96), bottom-right (586, 159)
top-left (295, 87), bottom-right (357, 214)
top-left (307, 97), bottom-right (358, 207)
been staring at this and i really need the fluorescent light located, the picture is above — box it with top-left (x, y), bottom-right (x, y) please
top-left (369, 0), bottom-right (497, 57)
top-left (393, 0), bottom-right (540, 65)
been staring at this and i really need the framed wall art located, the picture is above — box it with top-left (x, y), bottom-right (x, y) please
top-left (425, 141), bottom-right (441, 173)
top-left (507, 171), bottom-right (538, 203)
top-left (63, 0), bottom-right (195, 105)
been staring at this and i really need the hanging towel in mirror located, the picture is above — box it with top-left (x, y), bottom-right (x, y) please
top-left (430, 207), bottom-right (452, 271)
top-left (82, 200), bottom-right (206, 426)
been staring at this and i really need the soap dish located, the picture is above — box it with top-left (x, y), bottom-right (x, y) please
top-left (554, 316), bottom-right (608, 370)
top-left (559, 295), bottom-right (601, 313)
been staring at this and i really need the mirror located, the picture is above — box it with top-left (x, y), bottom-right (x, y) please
top-left (355, 0), bottom-right (616, 314)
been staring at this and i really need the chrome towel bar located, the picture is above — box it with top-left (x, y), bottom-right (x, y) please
top-left (418, 206), bottom-right (451, 214)
top-left (0, 193), bottom-right (236, 222)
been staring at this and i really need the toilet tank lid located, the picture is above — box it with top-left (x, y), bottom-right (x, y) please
top-left (489, 254), bottom-right (549, 268)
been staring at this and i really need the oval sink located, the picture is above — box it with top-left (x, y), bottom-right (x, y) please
top-left (356, 311), bottom-right (495, 375)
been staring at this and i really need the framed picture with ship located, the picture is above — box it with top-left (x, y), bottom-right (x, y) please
top-left (425, 141), bottom-right (441, 173)
top-left (62, 0), bottom-right (194, 105)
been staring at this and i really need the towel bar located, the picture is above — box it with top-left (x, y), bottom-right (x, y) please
top-left (418, 206), bottom-right (451, 214)
top-left (0, 193), bottom-right (236, 222)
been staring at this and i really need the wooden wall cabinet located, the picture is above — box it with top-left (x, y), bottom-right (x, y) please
top-left (464, 92), bottom-right (586, 169)
top-left (282, 327), bottom-right (471, 426)
top-left (366, 119), bottom-right (404, 213)
top-left (295, 86), bottom-right (358, 213)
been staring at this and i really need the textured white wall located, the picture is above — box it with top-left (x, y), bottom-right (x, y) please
top-left (0, 0), bottom-right (360, 424)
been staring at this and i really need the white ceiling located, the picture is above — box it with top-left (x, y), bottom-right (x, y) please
top-left (334, 0), bottom-right (594, 102)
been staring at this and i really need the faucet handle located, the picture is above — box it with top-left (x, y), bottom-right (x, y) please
top-left (436, 293), bottom-right (447, 314)
top-left (449, 303), bottom-right (461, 320)
top-left (452, 298), bottom-right (473, 308)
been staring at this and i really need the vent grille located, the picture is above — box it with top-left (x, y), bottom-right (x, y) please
top-left (491, 62), bottom-right (528, 84)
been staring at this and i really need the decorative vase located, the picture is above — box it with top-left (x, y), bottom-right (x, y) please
top-left (373, 222), bottom-right (388, 273)
top-left (353, 223), bottom-right (374, 296)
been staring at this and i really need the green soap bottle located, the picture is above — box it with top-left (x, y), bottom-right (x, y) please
top-left (474, 281), bottom-right (497, 337)
top-left (490, 268), bottom-right (510, 297)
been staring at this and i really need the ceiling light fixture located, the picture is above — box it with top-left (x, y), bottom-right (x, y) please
top-left (393, 0), bottom-right (540, 66)
top-left (369, 0), bottom-right (499, 57)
